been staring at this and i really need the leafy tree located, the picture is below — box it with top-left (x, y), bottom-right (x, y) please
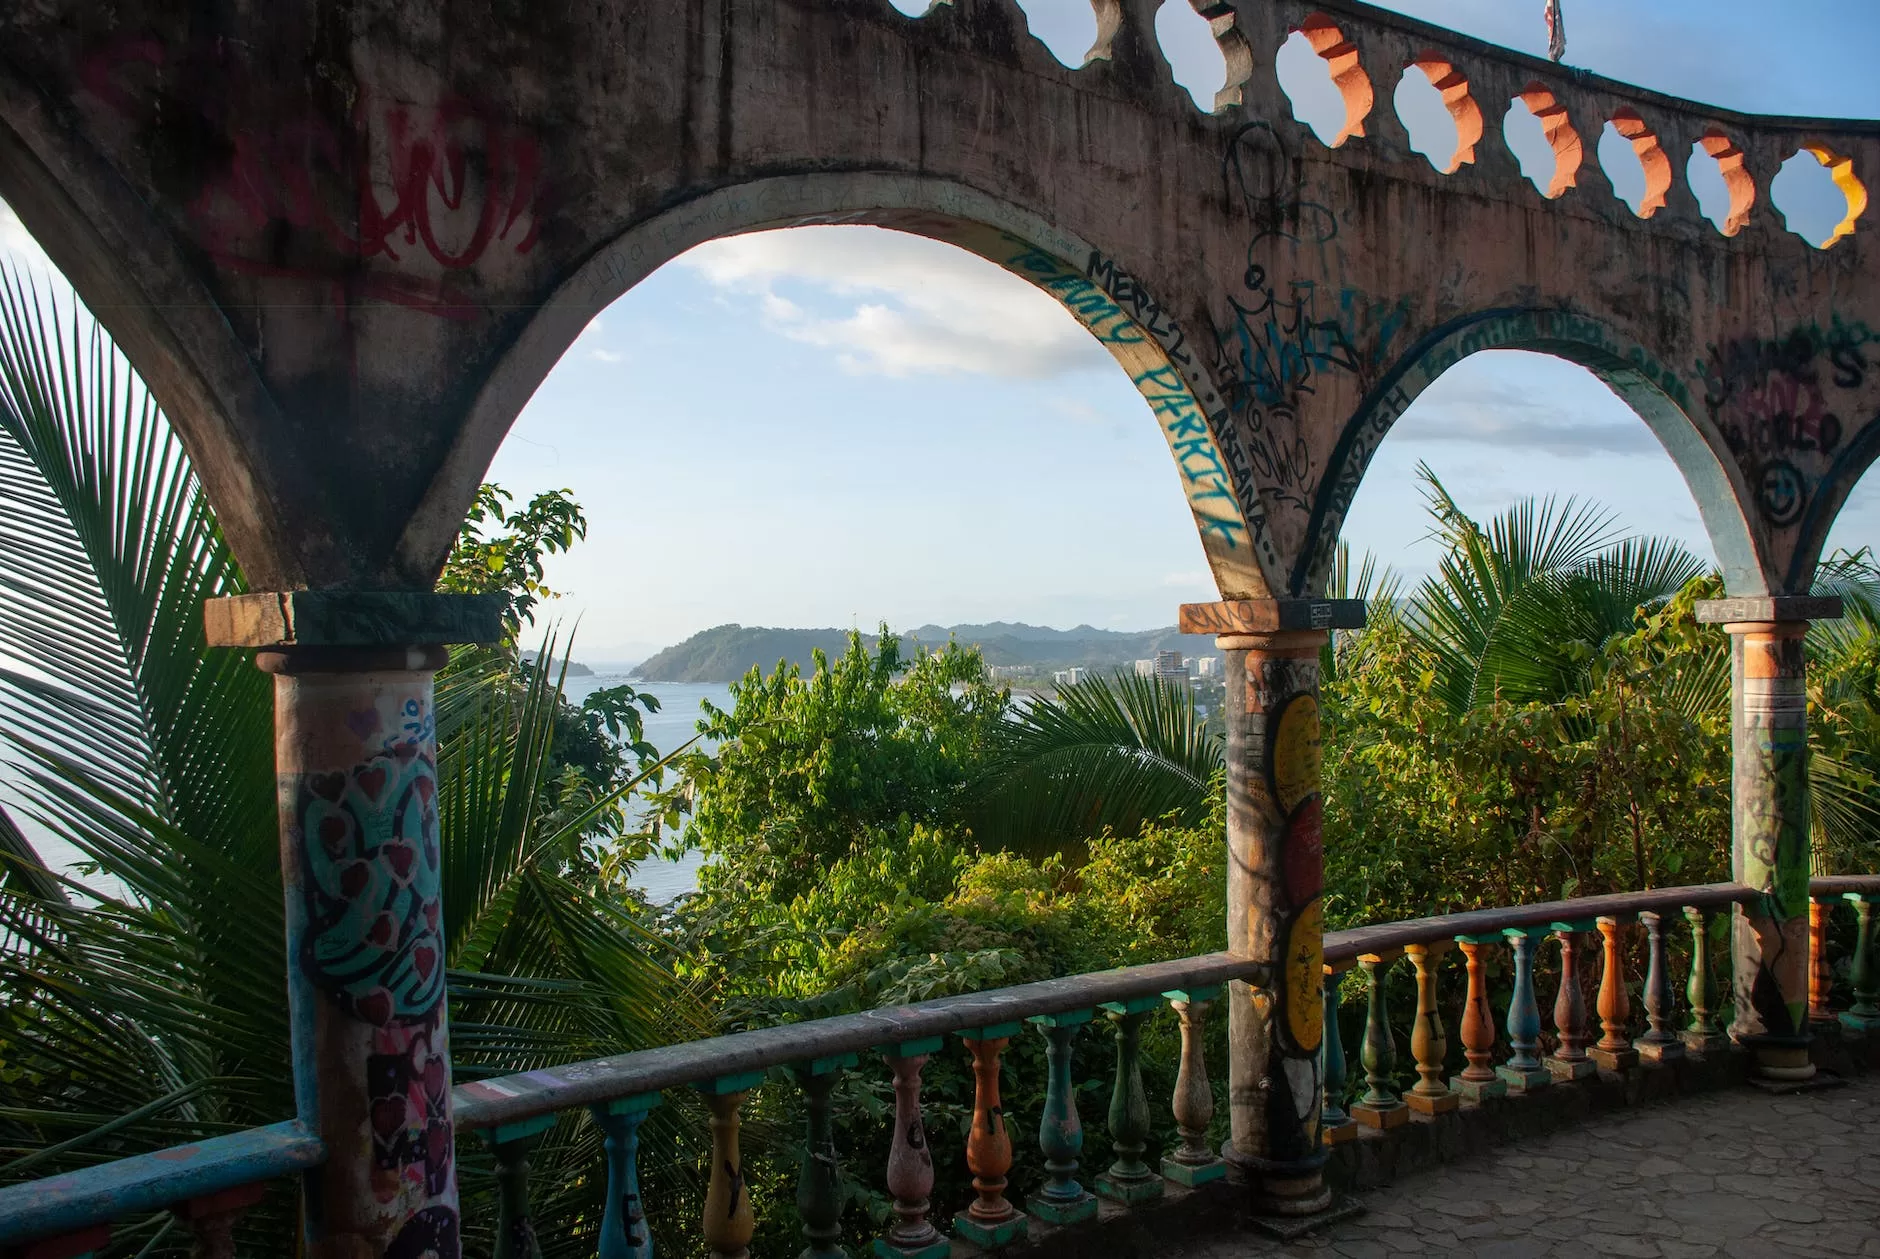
top-left (672, 629), bottom-right (1007, 908)
top-left (439, 482), bottom-right (587, 643)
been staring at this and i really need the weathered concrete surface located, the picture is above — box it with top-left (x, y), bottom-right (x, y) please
top-left (2, 1), bottom-right (1877, 598)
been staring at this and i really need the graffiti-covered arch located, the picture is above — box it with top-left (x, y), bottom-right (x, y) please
top-left (416, 172), bottom-right (1278, 599)
top-left (1300, 308), bottom-right (1765, 597)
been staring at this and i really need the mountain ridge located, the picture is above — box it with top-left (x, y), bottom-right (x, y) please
top-left (631, 622), bottom-right (1219, 683)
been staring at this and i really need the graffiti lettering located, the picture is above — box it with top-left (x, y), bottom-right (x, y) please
top-left (82, 38), bottom-right (544, 319)
top-left (1699, 318), bottom-right (1874, 524)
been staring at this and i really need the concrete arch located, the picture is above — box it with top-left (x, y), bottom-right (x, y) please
top-left (1799, 414), bottom-right (1880, 587)
top-left (1298, 308), bottom-right (1767, 598)
top-left (399, 173), bottom-right (1276, 601)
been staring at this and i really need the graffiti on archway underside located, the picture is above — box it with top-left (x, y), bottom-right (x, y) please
top-left (1699, 318), bottom-right (1875, 526)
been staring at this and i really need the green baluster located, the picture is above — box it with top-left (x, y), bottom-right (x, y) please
top-left (591, 1092), bottom-right (661, 1259)
top-left (1682, 906), bottom-right (1728, 1054)
top-left (481, 1113), bottom-right (557, 1259)
top-left (1842, 894), bottom-right (1880, 1032)
top-left (1095, 996), bottom-right (1162, 1205)
top-left (1350, 951), bottom-right (1406, 1129)
top-left (794, 1055), bottom-right (855, 1259)
top-left (1027, 1009), bottom-right (1097, 1224)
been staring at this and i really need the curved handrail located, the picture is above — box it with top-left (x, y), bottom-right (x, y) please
top-left (453, 880), bottom-right (1762, 1130)
top-left (0, 1121), bottom-right (323, 1247)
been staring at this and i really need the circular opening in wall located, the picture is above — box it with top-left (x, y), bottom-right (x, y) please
top-left (1503, 86), bottom-right (1581, 199)
top-left (1686, 132), bottom-right (1755, 236)
top-left (1155, 0), bottom-right (1230, 112)
top-left (1011, 0), bottom-right (1100, 68)
top-left (1598, 111), bottom-right (1671, 218)
top-left (1394, 56), bottom-right (1483, 174)
top-left (1275, 18), bottom-right (1373, 148)
top-left (1771, 146), bottom-right (1867, 249)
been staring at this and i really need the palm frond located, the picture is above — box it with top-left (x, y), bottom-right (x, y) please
top-left (969, 672), bottom-right (1222, 858)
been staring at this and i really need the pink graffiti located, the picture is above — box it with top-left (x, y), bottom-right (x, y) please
top-left (1738, 373), bottom-right (1843, 456)
top-left (81, 38), bottom-right (543, 320)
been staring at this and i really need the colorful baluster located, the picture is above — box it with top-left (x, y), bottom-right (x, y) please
top-left (1544, 922), bottom-right (1596, 1080)
top-left (1809, 896), bottom-right (1837, 1026)
top-left (1027, 1010), bottom-right (1097, 1225)
top-left (591, 1093), bottom-right (661, 1259)
top-left (1403, 941), bottom-right (1458, 1116)
top-left (952, 1027), bottom-right (1028, 1248)
top-left (877, 1040), bottom-right (949, 1259)
top-left (1319, 966), bottom-right (1359, 1143)
top-left (1842, 894), bottom-right (1880, 1033)
top-left (1451, 934), bottom-right (1506, 1102)
top-left (1095, 996), bottom-right (1162, 1205)
top-left (1162, 987), bottom-right (1229, 1180)
top-left (481, 1113), bottom-right (556, 1259)
top-left (794, 1056), bottom-right (855, 1259)
top-left (1682, 906), bottom-right (1729, 1055)
top-left (1634, 911), bottom-right (1683, 1064)
top-left (1349, 950), bottom-right (1407, 1129)
top-left (172, 1183), bottom-right (267, 1259)
top-left (1494, 928), bottom-right (1548, 1092)
top-left (1589, 914), bottom-right (1639, 1072)
top-left (699, 1075), bottom-right (760, 1259)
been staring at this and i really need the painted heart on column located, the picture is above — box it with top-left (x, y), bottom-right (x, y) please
top-left (296, 746), bottom-right (445, 1026)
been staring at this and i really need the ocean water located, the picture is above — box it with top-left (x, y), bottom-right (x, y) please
top-left (564, 674), bottom-right (733, 902)
top-left (17, 673), bottom-right (734, 906)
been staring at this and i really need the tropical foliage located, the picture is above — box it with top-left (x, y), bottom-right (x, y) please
top-left (0, 275), bottom-right (703, 1257)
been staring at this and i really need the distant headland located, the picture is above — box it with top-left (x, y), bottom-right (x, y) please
top-left (631, 622), bottom-right (1219, 684)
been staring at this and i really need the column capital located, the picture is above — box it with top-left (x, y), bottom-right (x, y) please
top-left (1694, 595), bottom-right (1842, 626)
top-left (205, 590), bottom-right (507, 648)
top-left (1177, 598), bottom-right (1366, 635)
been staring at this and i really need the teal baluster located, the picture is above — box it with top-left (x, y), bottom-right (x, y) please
top-left (1350, 951), bottom-right (1405, 1128)
top-left (794, 1055), bottom-right (856, 1259)
top-left (1497, 928), bottom-right (1549, 1091)
top-left (1682, 905), bottom-right (1728, 1054)
top-left (1843, 894), bottom-right (1880, 1032)
top-left (1095, 997), bottom-right (1162, 1204)
top-left (1027, 1009), bottom-right (1097, 1224)
top-left (1320, 966), bottom-right (1358, 1139)
top-left (481, 1113), bottom-right (557, 1259)
top-left (591, 1092), bottom-right (661, 1259)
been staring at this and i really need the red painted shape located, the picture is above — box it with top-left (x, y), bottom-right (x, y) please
top-left (1282, 796), bottom-right (1324, 909)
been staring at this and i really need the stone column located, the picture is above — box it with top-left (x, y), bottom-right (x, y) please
top-left (1180, 598), bottom-right (1363, 1218)
top-left (208, 591), bottom-right (503, 1258)
top-left (1696, 595), bottom-right (1839, 1080)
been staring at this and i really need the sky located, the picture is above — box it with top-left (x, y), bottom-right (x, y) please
top-left (6, 0), bottom-right (1880, 662)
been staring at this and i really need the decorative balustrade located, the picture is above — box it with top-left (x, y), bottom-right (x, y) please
top-left (9, 877), bottom-right (1880, 1257)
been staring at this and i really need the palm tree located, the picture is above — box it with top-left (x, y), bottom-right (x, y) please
top-left (1401, 463), bottom-right (1712, 714)
top-left (969, 670), bottom-right (1222, 858)
top-left (0, 271), bottom-right (705, 1255)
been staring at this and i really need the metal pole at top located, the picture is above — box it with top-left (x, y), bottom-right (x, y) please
top-left (1545, 0), bottom-right (1566, 63)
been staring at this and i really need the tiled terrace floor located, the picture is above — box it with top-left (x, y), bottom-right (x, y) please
top-left (1183, 1077), bottom-right (1880, 1259)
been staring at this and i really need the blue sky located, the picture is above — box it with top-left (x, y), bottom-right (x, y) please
top-left (6, 0), bottom-right (1880, 661)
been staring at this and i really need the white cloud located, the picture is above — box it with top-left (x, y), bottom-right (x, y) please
top-left (589, 348), bottom-right (623, 364)
top-left (677, 226), bottom-right (1108, 379)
